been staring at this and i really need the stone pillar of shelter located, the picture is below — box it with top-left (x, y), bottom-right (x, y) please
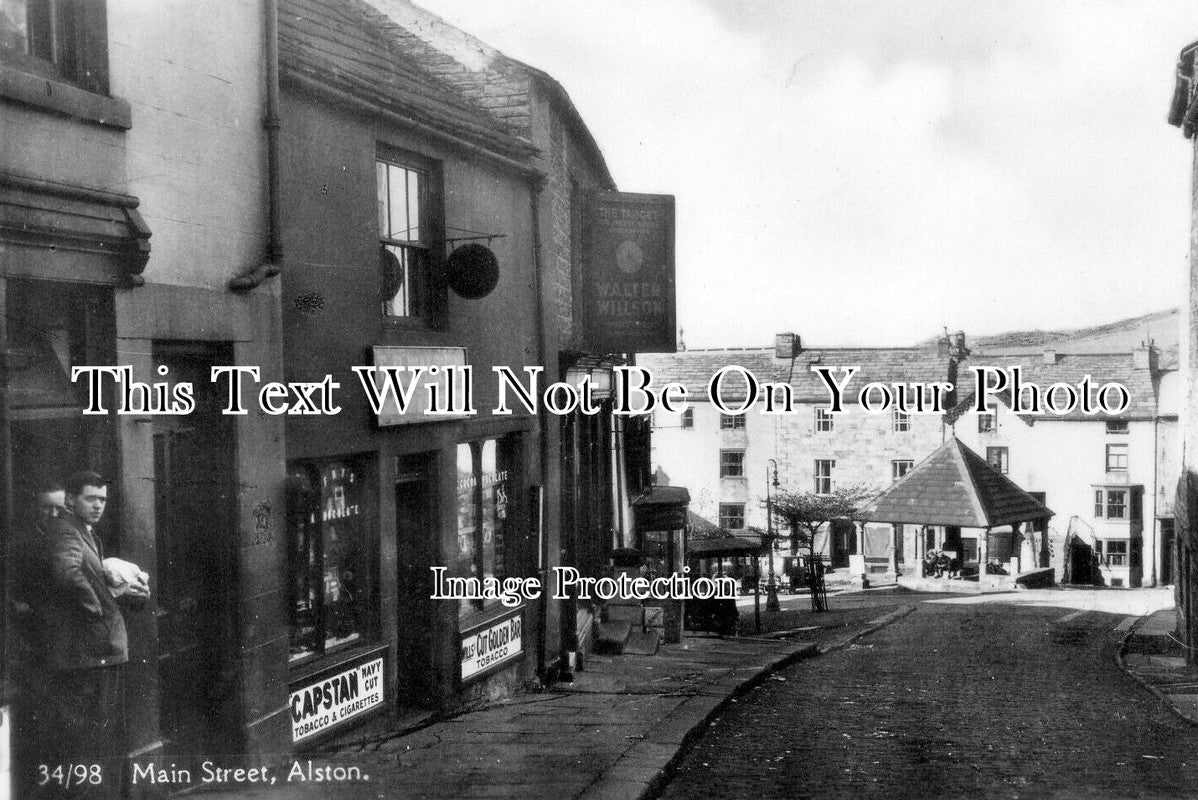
top-left (889, 523), bottom-right (900, 576)
top-left (1017, 523), bottom-right (1035, 574)
top-left (917, 526), bottom-right (927, 577)
top-left (978, 528), bottom-right (990, 583)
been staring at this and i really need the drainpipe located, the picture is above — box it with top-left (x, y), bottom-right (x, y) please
top-left (1151, 413), bottom-right (1160, 586)
top-left (230, 0), bottom-right (282, 292)
top-left (529, 177), bottom-right (552, 681)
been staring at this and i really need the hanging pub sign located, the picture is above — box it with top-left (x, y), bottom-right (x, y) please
top-left (580, 191), bottom-right (676, 354)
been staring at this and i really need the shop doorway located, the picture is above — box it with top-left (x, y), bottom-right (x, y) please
top-left (152, 342), bottom-right (240, 761)
top-left (1161, 520), bottom-right (1175, 585)
top-left (394, 455), bottom-right (437, 706)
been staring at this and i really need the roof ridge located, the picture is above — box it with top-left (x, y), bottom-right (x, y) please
top-left (949, 438), bottom-right (992, 528)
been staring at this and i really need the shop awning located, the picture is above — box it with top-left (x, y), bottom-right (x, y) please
top-left (633, 485), bottom-right (690, 531)
top-left (687, 535), bottom-right (761, 558)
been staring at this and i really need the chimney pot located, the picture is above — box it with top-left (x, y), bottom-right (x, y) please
top-left (775, 332), bottom-right (801, 359)
top-left (1133, 342), bottom-right (1157, 371)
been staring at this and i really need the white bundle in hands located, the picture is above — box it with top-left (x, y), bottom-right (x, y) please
top-left (102, 557), bottom-right (150, 598)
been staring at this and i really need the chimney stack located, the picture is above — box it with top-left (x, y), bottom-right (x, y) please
top-left (775, 332), bottom-right (801, 359)
top-left (1133, 340), bottom-right (1157, 371)
top-left (1042, 349), bottom-right (1058, 365)
top-left (948, 330), bottom-right (969, 359)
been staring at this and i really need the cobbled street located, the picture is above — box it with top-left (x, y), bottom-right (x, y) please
top-left (660, 590), bottom-right (1196, 800)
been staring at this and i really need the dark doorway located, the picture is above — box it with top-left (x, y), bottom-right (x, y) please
top-left (1067, 536), bottom-right (1098, 585)
top-left (830, 519), bottom-right (856, 569)
top-left (395, 455), bottom-right (436, 706)
top-left (1161, 520), bottom-right (1175, 585)
top-left (152, 342), bottom-right (240, 763)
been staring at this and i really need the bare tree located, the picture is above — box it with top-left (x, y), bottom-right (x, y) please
top-left (768, 484), bottom-right (875, 610)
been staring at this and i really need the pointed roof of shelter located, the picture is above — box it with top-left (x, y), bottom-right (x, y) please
top-left (861, 438), bottom-right (1053, 528)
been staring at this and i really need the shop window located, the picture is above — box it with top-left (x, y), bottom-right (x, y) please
top-left (719, 449), bottom-right (745, 478)
top-left (1106, 420), bottom-right (1129, 434)
top-left (986, 447), bottom-right (1009, 474)
top-left (814, 459), bottom-right (836, 494)
top-left (815, 408), bottom-right (834, 432)
top-left (377, 151), bottom-right (441, 321)
top-left (1106, 443), bottom-right (1128, 473)
top-left (1094, 488), bottom-right (1127, 520)
top-left (719, 503), bottom-right (745, 530)
top-left (720, 413), bottom-right (745, 430)
top-left (891, 460), bottom-right (913, 482)
top-left (681, 407), bottom-right (694, 429)
top-left (0, 0), bottom-right (107, 91)
top-left (455, 437), bottom-right (517, 619)
top-left (288, 458), bottom-right (374, 662)
top-left (978, 405), bottom-right (996, 433)
top-left (893, 410), bottom-right (911, 432)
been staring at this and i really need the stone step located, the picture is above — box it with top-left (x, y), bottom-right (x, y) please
top-left (607, 605), bottom-right (644, 625)
top-left (623, 630), bottom-right (661, 656)
top-left (594, 620), bottom-right (632, 654)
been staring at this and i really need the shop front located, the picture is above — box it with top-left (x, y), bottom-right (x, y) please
top-left (282, 404), bottom-right (540, 748)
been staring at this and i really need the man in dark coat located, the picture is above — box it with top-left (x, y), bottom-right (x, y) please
top-left (36, 471), bottom-right (142, 795)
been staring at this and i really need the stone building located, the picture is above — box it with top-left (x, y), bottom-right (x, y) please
top-left (640, 336), bottom-right (960, 575)
top-left (1168, 38), bottom-right (1198, 657)
top-left (1, 0), bottom-right (288, 780)
top-left (1, 0), bottom-right (672, 785)
top-left (948, 346), bottom-right (1174, 588)
top-left (643, 330), bottom-right (1176, 587)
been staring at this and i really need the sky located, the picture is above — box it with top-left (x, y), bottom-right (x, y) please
top-left (416, 0), bottom-right (1195, 349)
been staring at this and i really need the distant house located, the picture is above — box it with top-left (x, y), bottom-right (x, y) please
top-left (949, 345), bottom-right (1175, 588)
top-left (642, 328), bottom-right (1177, 587)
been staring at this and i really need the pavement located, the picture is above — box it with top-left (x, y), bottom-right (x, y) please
top-left (191, 598), bottom-right (908, 800)
top-left (1119, 606), bottom-right (1198, 727)
top-left (189, 587), bottom-right (1188, 800)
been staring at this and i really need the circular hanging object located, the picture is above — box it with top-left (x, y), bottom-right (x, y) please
top-left (447, 243), bottom-right (499, 299)
top-left (380, 246), bottom-right (403, 301)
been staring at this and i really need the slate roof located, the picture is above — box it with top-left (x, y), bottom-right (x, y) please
top-left (640, 347), bottom-right (1162, 420)
top-left (948, 353), bottom-right (1158, 422)
top-left (278, 0), bottom-right (537, 159)
top-left (637, 347), bottom-right (949, 405)
top-left (359, 0), bottom-right (616, 188)
top-left (861, 438), bottom-right (1053, 528)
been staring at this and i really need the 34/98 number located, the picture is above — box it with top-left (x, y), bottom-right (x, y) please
top-left (38, 764), bottom-right (103, 787)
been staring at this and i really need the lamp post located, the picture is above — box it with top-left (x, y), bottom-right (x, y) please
top-left (766, 459), bottom-right (780, 612)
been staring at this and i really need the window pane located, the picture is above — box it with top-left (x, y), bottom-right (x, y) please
top-left (289, 471), bottom-right (320, 661)
top-left (389, 165), bottom-right (409, 240)
top-left (376, 161), bottom-right (388, 236)
top-left (1107, 490), bottom-right (1126, 519)
top-left (480, 439), bottom-right (504, 586)
top-left (456, 443), bottom-right (477, 581)
top-left (1, 0), bottom-right (29, 56)
top-left (407, 168), bottom-right (420, 242)
top-left (382, 244), bottom-right (410, 317)
top-left (320, 462), bottom-right (366, 651)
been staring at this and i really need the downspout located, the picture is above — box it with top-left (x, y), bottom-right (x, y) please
top-left (230, 0), bottom-right (282, 292)
top-left (1151, 412), bottom-right (1160, 586)
top-left (529, 178), bottom-right (551, 680)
